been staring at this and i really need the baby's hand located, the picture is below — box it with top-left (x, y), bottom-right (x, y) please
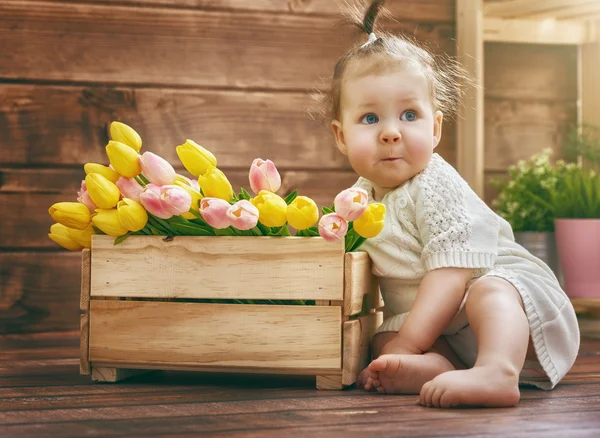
top-left (380, 334), bottom-right (423, 356)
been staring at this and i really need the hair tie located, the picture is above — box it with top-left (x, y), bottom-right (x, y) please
top-left (361, 32), bottom-right (378, 48)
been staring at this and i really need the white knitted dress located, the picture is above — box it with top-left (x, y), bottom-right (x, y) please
top-left (355, 154), bottom-right (580, 390)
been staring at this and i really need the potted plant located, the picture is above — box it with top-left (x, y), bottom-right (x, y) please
top-left (492, 149), bottom-right (562, 278)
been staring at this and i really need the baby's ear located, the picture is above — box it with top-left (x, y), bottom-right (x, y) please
top-left (433, 111), bottom-right (443, 149)
top-left (331, 120), bottom-right (348, 155)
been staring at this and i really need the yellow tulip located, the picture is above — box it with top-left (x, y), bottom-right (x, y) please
top-left (110, 121), bottom-right (142, 152)
top-left (106, 140), bottom-right (142, 178)
top-left (353, 203), bottom-right (386, 238)
top-left (92, 209), bottom-right (129, 237)
top-left (198, 166), bottom-right (233, 201)
top-left (117, 198), bottom-right (148, 232)
top-left (48, 202), bottom-right (91, 230)
top-left (173, 180), bottom-right (204, 219)
top-left (83, 163), bottom-right (119, 183)
top-left (85, 173), bottom-right (121, 209)
top-left (48, 223), bottom-right (84, 250)
top-left (67, 224), bottom-right (94, 248)
top-left (176, 139), bottom-right (217, 177)
top-left (286, 196), bottom-right (319, 230)
top-left (250, 190), bottom-right (288, 227)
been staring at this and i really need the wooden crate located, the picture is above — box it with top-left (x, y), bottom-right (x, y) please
top-left (80, 235), bottom-right (383, 389)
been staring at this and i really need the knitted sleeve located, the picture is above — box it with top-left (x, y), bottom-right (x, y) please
top-left (414, 156), bottom-right (499, 271)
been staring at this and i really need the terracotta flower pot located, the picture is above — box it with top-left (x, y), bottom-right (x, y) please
top-left (555, 219), bottom-right (600, 298)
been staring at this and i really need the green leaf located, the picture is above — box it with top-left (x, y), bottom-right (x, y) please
top-left (91, 225), bottom-right (105, 235)
top-left (274, 224), bottom-right (291, 236)
top-left (250, 226), bottom-right (263, 236)
top-left (170, 222), bottom-right (215, 236)
top-left (113, 232), bottom-right (132, 246)
top-left (256, 222), bottom-right (271, 235)
top-left (239, 187), bottom-right (252, 201)
top-left (322, 206), bottom-right (334, 215)
top-left (284, 190), bottom-right (298, 205)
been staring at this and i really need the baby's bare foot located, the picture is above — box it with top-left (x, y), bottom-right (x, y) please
top-left (367, 352), bottom-right (455, 394)
top-left (419, 365), bottom-right (520, 408)
top-left (356, 367), bottom-right (378, 391)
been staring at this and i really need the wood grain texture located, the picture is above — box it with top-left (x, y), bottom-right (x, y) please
top-left (89, 300), bottom-right (342, 372)
top-left (0, 2), bottom-right (454, 89)
top-left (90, 367), bottom-right (148, 383)
top-left (484, 43), bottom-right (578, 101)
top-left (341, 312), bottom-right (383, 386)
top-left (90, 235), bottom-right (344, 300)
top-left (315, 374), bottom-right (343, 390)
top-left (484, 99), bottom-right (577, 171)
top-left (3, 332), bottom-right (600, 437)
top-left (0, 252), bottom-right (81, 334)
top-left (52, 0), bottom-right (455, 22)
top-left (79, 314), bottom-right (90, 375)
top-left (80, 249), bottom-right (90, 312)
top-left (343, 252), bottom-right (377, 317)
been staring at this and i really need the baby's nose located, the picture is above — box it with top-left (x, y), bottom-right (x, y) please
top-left (380, 130), bottom-right (401, 144)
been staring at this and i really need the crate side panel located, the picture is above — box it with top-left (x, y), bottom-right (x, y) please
top-left (89, 301), bottom-right (342, 372)
top-left (90, 236), bottom-right (343, 300)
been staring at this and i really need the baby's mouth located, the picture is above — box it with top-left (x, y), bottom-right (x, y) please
top-left (382, 157), bottom-right (401, 162)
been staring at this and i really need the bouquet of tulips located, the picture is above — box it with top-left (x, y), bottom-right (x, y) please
top-left (48, 122), bottom-right (386, 253)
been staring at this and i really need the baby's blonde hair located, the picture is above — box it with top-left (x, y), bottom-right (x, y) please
top-left (323, 0), bottom-right (467, 122)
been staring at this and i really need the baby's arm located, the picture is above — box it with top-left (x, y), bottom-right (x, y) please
top-left (381, 267), bottom-right (473, 355)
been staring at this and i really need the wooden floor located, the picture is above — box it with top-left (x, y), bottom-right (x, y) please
top-left (1, 330), bottom-right (600, 438)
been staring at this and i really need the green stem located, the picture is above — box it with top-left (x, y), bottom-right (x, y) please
top-left (134, 175), bottom-right (147, 187)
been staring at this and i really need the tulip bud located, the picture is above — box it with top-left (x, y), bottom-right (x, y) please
top-left (77, 180), bottom-right (97, 212)
top-left (83, 163), bottom-right (119, 183)
top-left (110, 121), bottom-right (142, 152)
top-left (175, 174), bottom-right (200, 192)
top-left (140, 184), bottom-right (192, 219)
top-left (248, 158), bottom-right (281, 194)
top-left (117, 198), bottom-right (148, 232)
top-left (139, 151), bottom-right (176, 186)
top-left (173, 180), bottom-right (203, 219)
top-left (199, 198), bottom-right (233, 229)
top-left (353, 203), bottom-right (386, 238)
top-left (286, 196), bottom-right (319, 230)
top-left (92, 208), bottom-right (129, 237)
top-left (116, 177), bottom-right (143, 203)
top-left (49, 202), bottom-right (91, 230)
top-left (318, 213), bottom-right (348, 242)
top-left (176, 139), bottom-right (217, 177)
top-left (250, 190), bottom-right (288, 227)
top-left (106, 140), bottom-right (142, 178)
top-left (48, 223), bottom-right (84, 250)
top-left (198, 167), bottom-right (233, 202)
top-left (227, 200), bottom-right (259, 230)
top-left (85, 173), bottom-right (121, 209)
top-left (67, 224), bottom-right (94, 249)
top-left (334, 187), bottom-right (368, 222)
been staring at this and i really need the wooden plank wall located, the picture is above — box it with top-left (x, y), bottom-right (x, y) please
top-left (483, 42), bottom-right (578, 202)
top-left (0, 0), bottom-right (456, 334)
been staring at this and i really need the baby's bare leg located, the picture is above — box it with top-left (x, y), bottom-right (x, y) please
top-left (420, 277), bottom-right (528, 408)
top-left (358, 332), bottom-right (462, 394)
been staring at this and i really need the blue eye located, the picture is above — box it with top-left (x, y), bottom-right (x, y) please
top-left (361, 113), bottom-right (379, 124)
top-left (402, 111), bottom-right (417, 121)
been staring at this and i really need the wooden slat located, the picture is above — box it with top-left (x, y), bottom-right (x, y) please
top-left (315, 374), bottom-right (343, 390)
top-left (55, 0), bottom-right (455, 22)
top-left (0, 2), bottom-right (454, 89)
top-left (484, 18), bottom-right (592, 45)
top-left (341, 312), bottom-right (383, 386)
top-left (0, 252), bottom-right (81, 334)
top-left (0, 83), bottom-right (457, 168)
top-left (343, 252), bottom-right (378, 317)
top-left (80, 249), bottom-right (90, 313)
top-left (79, 314), bottom-right (90, 375)
top-left (522, 2), bottom-right (600, 20)
top-left (484, 99), bottom-right (577, 171)
top-left (582, 35), bottom-right (600, 128)
top-left (90, 235), bottom-right (344, 300)
top-left (484, 0), bottom-right (598, 19)
top-left (89, 300), bottom-right (341, 372)
top-left (456, 0), bottom-right (484, 196)
top-left (484, 43), bottom-right (578, 101)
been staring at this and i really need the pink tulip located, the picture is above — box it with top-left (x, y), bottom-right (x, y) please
top-left (199, 198), bottom-right (233, 229)
top-left (249, 158), bottom-right (281, 194)
top-left (334, 187), bottom-right (369, 222)
top-left (227, 200), bottom-right (259, 230)
top-left (77, 180), bottom-right (97, 212)
top-left (140, 184), bottom-right (192, 219)
top-left (116, 177), bottom-right (143, 202)
top-left (318, 213), bottom-right (348, 242)
top-left (139, 151), bottom-right (176, 185)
